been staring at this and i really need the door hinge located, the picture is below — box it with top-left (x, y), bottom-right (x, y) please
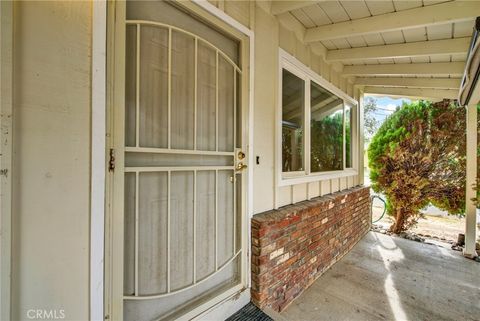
top-left (109, 148), bottom-right (115, 172)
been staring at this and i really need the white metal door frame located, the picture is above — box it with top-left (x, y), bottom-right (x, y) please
top-left (104, 1), bottom-right (254, 320)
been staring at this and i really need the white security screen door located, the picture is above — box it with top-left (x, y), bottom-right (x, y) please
top-left (121, 1), bottom-right (245, 320)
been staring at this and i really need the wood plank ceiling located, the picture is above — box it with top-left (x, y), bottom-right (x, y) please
top-left (273, 0), bottom-right (480, 99)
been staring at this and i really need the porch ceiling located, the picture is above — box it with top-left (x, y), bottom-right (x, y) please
top-left (273, 0), bottom-right (480, 100)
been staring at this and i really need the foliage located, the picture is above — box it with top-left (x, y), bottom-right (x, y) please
top-left (282, 109), bottom-right (351, 173)
top-left (311, 112), bottom-right (344, 172)
top-left (368, 100), bottom-right (467, 233)
top-left (364, 97), bottom-right (381, 142)
top-left (282, 126), bottom-right (303, 172)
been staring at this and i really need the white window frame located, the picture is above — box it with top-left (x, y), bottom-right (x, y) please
top-left (279, 64), bottom-right (309, 177)
top-left (276, 49), bottom-right (358, 187)
top-left (344, 101), bottom-right (357, 170)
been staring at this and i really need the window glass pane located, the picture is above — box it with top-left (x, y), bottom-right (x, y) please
top-left (310, 82), bottom-right (344, 172)
top-left (282, 69), bottom-right (304, 172)
top-left (345, 104), bottom-right (353, 168)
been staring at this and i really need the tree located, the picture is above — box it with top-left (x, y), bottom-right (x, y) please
top-left (364, 97), bottom-right (380, 142)
top-left (311, 112), bottom-right (344, 172)
top-left (368, 100), bottom-right (467, 233)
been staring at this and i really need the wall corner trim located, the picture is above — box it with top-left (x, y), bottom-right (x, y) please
top-left (90, 1), bottom-right (107, 320)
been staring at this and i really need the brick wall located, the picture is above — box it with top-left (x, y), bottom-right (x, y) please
top-left (251, 186), bottom-right (370, 311)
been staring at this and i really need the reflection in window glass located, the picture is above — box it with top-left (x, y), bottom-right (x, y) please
top-left (345, 104), bottom-right (353, 168)
top-left (282, 69), bottom-right (304, 172)
top-left (310, 81), bottom-right (344, 172)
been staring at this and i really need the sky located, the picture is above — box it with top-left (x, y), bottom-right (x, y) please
top-left (365, 95), bottom-right (411, 124)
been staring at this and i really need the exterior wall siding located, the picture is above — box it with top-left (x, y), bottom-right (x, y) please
top-left (251, 186), bottom-right (371, 311)
top-left (11, 2), bottom-right (92, 320)
top-left (252, 4), bottom-right (278, 213)
top-left (209, 1), bottom-right (360, 215)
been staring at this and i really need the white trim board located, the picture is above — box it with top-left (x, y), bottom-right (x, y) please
top-left (90, 1), bottom-right (107, 320)
top-left (192, 0), bottom-right (254, 38)
top-left (463, 80), bottom-right (479, 258)
top-left (0, 1), bottom-right (13, 320)
top-left (279, 169), bottom-right (359, 187)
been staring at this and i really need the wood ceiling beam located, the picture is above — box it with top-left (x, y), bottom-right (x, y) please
top-left (271, 1), bottom-right (324, 16)
top-left (364, 86), bottom-right (458, 100)
top-left (343, 62), bottom-right (465, 77)
top-left (305, 1), bottom-right (480, 42)
top-left (326, 38), bottom-right (470, 62)
top-left (355, 77), bottom-right (461, 89)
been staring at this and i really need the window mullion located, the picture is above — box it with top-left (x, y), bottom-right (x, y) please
top-left (343, 101), bottom-right (346, 170)
top-left (352, 104), bottom-right (361, 170)
top-left (305, 78), bottom-right (311, 176)
top-left (351, 104), bottom-right (357, 170)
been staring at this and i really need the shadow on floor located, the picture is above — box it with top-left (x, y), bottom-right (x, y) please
top-left (279, 231), bottom-right (480, 321)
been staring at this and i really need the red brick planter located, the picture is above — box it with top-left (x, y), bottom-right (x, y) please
top-left (251, 186), bottom-right (371, 311)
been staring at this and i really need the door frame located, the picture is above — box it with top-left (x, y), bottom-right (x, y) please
top-left (103, 1), bottom-right (254, 320)
top-left (91, 1), bottom-right (107, 320)
top-left (0, 1), bottom-right (13, 320)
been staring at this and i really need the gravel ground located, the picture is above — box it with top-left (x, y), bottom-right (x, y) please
top-left (372, 202), bottom-right (480, 244)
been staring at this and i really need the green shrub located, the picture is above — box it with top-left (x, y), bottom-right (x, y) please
top-left (368, 100), bottom-right (467, 233)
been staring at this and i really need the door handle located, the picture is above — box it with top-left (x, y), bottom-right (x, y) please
top-left (236, 162), bottom-right (247, 171)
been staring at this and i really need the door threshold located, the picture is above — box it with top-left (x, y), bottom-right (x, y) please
top-left (192, 286), bottom-right (250, 321)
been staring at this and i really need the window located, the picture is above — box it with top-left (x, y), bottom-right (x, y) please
top-left (282, 69), bottom-right (304, 172)
top-left (310, 81), bottom-right (344, 172)
top-left (345, 103), bottom-right (353, 168)
top-left (278, 50), bottom-right (357, 185)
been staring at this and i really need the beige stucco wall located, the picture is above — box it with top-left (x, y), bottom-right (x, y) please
top-left (11, 2), bottom-right (92, 320)
top-left (209, 1), bottom-right (359, 213)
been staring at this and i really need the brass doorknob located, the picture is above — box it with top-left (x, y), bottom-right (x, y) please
top-left (236, 162), bottom-right (247, 171)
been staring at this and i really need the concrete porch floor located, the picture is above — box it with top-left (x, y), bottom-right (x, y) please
top-left (270, 231), bottom-right (480, 321)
